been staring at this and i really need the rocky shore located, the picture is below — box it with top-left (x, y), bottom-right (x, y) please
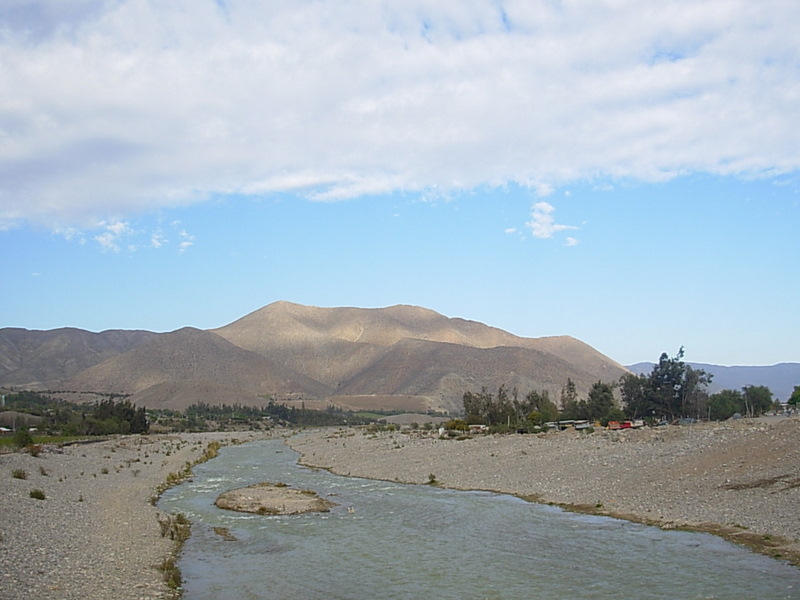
top-left (289, 416), bottom-right (800, 566)
top-left (0, 431), bottom-right (272, 600)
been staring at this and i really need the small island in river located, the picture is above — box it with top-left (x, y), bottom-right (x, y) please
top-left (215, 481), bottom-right (337, 515)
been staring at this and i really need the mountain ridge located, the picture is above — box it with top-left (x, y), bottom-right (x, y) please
top-left (3, 302), bottom-right (790, 413)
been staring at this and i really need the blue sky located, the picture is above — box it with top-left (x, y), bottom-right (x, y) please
top-left (1, 1), bottom-right (798, 366)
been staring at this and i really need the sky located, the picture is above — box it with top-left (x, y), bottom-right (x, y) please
top-left (1, 0), bottom-right (798, 367)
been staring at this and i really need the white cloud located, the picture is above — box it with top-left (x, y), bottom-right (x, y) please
top-left (76, 217), bottom-right (192, 252)
top-left (150, 230), bottom-right (166, 249)
top-left (1, 0), bottom-right (798, 229)
top-left (564, 236), bottom-right (579, 247)
top-left (526, 201), bottom-right (577, 240)
top-left (94, 219), bottom-right (132, 252)
top-left (178, 230), bottom-right (195, 253)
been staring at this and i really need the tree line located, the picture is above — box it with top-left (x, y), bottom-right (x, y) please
top-left (462, 380), bottom-right (623, 430)
top-left (619, 348), bottom-right (784, 421)
top-left (1, 391), bottom-right (148, 435)
top-left (1, 392), bottom-right (377, 435)
top-left (463, 348), bottom-right (789, 427)
top-left (161, 400), bottom-right (373, 430)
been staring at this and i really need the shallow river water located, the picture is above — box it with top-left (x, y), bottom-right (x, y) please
top-left (159, 438), bottom-right (800, 600)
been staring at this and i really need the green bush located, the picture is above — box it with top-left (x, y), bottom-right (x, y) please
top-left (30, 489), bottom-right (46, 500)
top-left (12, 429), bottom-right (33, 449)
top-left (444, 418), bottom-right (469, 431)
top-left (489, 423), bottom-right (514, 434)
top-left (12, 468), bottom-right (27, 480)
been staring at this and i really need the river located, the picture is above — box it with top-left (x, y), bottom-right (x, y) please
top-left (159, 438), bottom-right (800, 599)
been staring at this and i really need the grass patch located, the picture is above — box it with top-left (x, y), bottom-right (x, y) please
top-left (0, 435), bottom-right (93, 448)
top-left (12, 469), bottom-right (27, 480)
top-left (29, 489), bottom-right (46, 500)
top-left (157, 556), bottom-right (182, 590)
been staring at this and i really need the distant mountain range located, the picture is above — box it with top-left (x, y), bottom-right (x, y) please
top-left (2, 302), bottom-right (794, 413)
top-left (626, 362), bottom-right (800, 401)
top-left (0, 301), bottom-right (628, 414)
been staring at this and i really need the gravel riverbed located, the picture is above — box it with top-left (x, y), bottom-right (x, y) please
top-left (289, 416), bottom-right (800, 566)
top-left (2, 418), bottom-right (797, 600)
top-left (0, 431), bottom-right (272, 600)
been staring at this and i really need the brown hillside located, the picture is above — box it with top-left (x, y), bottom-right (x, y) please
top-left (211, 302), bottom-right (627, 393)
top-left (0, 327), bottom-right (158, 389)
top-left (129, 381), bottom-right (274, 412)
top-left (214, 301), bottom-right (530, 350)
top-left (531, 335), bottom-right (628, 379)
top-left (65, 327), bottom-right (332, 399)
top-left (335, 338), bottom-right (621, 414)
top-left (2, 302), bottom-right (631, 414)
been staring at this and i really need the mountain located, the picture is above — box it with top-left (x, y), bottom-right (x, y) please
top-left (330, 338), bottom-right (608, 404)
top-left (211, 301), bottom-right (625, 384)
top-left (626, 362), bottom-right (800, 401)
top-left (209, 302), bottom-right (629, 412)
top-left (0, 327), bottom-right (158, 389)
top-left (64, 327), bottom-right (332, 399)
top-left (2, 301), bottom-right (630, 413)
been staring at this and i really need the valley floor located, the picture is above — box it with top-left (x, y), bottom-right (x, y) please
top-left (289, 416), bottom-right (800, 567)
top-left (1, 417), bottom-right (797, 600)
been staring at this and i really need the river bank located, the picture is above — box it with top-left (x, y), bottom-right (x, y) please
top-left (0, 431), bottom-right (273, 600)
top-left (288, 417), bottom-right (800, 566)
top-left (1, 418), bottom-right (797, 599)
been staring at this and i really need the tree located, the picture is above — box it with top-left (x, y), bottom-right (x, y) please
top-left (490, 385), bottom-right (515, 426)
top-left (560, 378), bottom-right (579, 417)
top-left (787, 386), bottom-right (800, 409)
top-left (742, 385), bottom-right (773, 417)
top-left (620, 348), bottom-right (712, 420)
top-left (90, 398), bottom-right (149, 434)
top-left (708, 389), bottom-right (743, 421)
top-left (463, 388), bottom-right (494, 424)
top-left (619, 372), bottom-right (652, 418)
top-left (681, 364), bottom-right (712, 418)
top-left (651, 348), bottom-right (690, 418)
top-left (559, 397), bottom-right (588, 420)
top-left (524, 390), bottom-right (559, 425)
top-left (586, 381), bottom-right (616, 422)
top-left (464, 386), bottom-right (557, 426)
